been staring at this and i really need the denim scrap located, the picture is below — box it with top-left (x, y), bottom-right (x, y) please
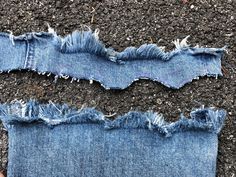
top-left (0, 27), bottom-right (226, 89)
top-left (0, 100), bottom-right (226, 177)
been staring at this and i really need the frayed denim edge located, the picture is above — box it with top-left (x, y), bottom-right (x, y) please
top-left (0, 25), bottom-right (227, 64)
top-left (0, 100), bottom-right (226, 137)
top-left (0, 26), bottom-right (227, 89)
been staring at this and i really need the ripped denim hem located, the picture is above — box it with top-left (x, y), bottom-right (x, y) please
top-left (0, 100), bottom-right (226, 177)
top-left (0, 100), bottom-right (226, 137)
top-left (0, 25), bottom-right (226, 89)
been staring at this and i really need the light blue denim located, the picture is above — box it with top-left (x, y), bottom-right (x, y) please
top-left (0, 28), bottom-right (226, 89)
top-left (0, 100), bottom-right (226, 177)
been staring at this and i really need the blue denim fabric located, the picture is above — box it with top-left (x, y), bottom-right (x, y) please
top-left (0, 28), bottom-right (225, 89)
top-left (0, 100), bottom-right (226, 177)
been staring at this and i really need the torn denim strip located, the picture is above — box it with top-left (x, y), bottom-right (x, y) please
top-left (0, 100), bottom-right (226, 177)
top-left (0, 27), bottom-right (226, 89)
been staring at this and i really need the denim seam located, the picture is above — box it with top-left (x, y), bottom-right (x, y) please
top-left (23, 36), bottom-right (35, 69)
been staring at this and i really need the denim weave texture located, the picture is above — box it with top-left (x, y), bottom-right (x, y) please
top-left (0, 100), bottom-right (226, 177)
top-left (0, 27), bottom-right (226, 89)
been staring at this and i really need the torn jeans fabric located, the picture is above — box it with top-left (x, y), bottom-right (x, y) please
top-left (0, 28), bottom-right (226, 89)
top-left (0, 100), bottom-right (226, 177)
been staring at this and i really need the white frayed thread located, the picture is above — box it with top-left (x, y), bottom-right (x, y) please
top-left (159, 46), bottom-right (166, 51)
top-left (71, 77), bottom-right (76, 83)
top-left (93, 28), bottom-right (100, 41)
top-left (89, 79), bottom-right (93, 84)
top-left (48, 100), bottom-right (62, 115)
top-left (46, 22), bottom-right (57, 36)
top-left (77, 104), bottom-right (86, 113)
top-left (152, 113), bottom-right (165, 126)
top-left (104, 112), bottom-right (117, 118)
top-left (12, 99), bottom-right (27, 118)
top-left (38, 105), bottom-right (63, 126)
top-left (10, 99), bottom-right (24, 104)
top-left (191, 105), bottom-right (206, 115)
top-left (60, 74), bottom-right (70, 79)
top-left (222, 46), bottom-right (229, 54)
top-left (54, 75), bottom-right (59, 83)
top-left (80, 24), bottom-right (91, 32)
top-left (41, 117), bottom-right (62, 125)
top-left (147, 113), bottom-right (164, 130)
top-left (147, 118), bottom-right (153, 130)
top-left (172, 35), bottom-right (190, 50)
top-left (61, 39), bottom-right (72, 50)
top-left (7, 30), bottom-right (15, 46)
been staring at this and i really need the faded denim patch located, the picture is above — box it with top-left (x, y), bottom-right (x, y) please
top-left (0, 26), bottom-right (226, 89)
top-left (0, 100), bottom-right (226, 177)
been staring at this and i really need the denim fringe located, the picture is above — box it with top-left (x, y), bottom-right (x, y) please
top-left (0, 26), bottom-right (227, 65)
top-left (0, 100), bottom-right (226, 137)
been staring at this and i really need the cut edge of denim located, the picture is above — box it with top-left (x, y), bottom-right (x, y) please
top-left (0, 68), bottom-right (224, 90)
top-left (0, 100), bottom-right (226, 137)
top-left (0, 26), bottom-right (227, 89)
top-left (0, 25), bottom-right (227, 64)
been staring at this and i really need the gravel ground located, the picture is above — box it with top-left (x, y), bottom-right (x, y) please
top-left (0, 0), bottom-right (235, 176)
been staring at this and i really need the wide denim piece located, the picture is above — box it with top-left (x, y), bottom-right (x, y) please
top-left (0, 27), bottom-right (225, 89)
top-left (0, 100), bottom-right (226, 177)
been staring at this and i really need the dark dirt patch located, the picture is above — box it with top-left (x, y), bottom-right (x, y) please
top-left (0, 0), bottom-right (235, 176)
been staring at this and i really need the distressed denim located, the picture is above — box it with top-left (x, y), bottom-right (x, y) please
top-left (0, 100), bottom-right (226, 177)
top-left (0, 27), bottom-right (226, 89)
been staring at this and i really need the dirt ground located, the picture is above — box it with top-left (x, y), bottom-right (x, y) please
top-left (0, 0), bottom-right (235, 176)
